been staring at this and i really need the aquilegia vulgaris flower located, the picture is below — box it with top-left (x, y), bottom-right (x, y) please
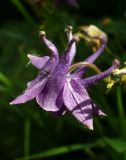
top-left (10, 26), bottom-right (119, 129)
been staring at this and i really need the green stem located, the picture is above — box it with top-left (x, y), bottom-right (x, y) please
top-left (10, 0), bottom-right (36, 25)
top-left (24, 119), bottom-right (31, 160)
top-left (94, 118), bottom-right (103, 136)
top-left (124, 152), bottom-right (126, 160)
top-left (116, 86), bottom-right (125, 138)
top-left (105, 47), bottom-right (118, 58)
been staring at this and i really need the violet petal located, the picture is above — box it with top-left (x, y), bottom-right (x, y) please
top-left (40, 33), bottom-right (59, 59)
top-left (28, 54), bottom-right (49, 69)
top-left (67, 29), bottom-right (76, 64)
top-left (36, 79), bottom-right (61, 111)
top-left (10, 77), bottom-right (47, 105)
top-left (63, 79), bottom-right (93, 129)
top-left (36, 37), bottom-right (77, 111)
top-left (81, 59), bottom-right (120, 87)
top-left (72, 38), bottom-right (107, 78)
top-left (92, 103), bottom-right (106, 116)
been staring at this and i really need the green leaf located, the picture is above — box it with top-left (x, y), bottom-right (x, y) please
top-left (10, 0), bottom-right (36, 25)
top-left (104, 137), bottom-right (126, 153)
top-left (24, 119), bottom-right (31, 159)
top-left (0, 85), bottom-right (10, 93)
top-left (0, 29), bottom-right (33, 42)
top-left (0, 72), bottom-right (12, 88)
top-left (15, 143), bottom-right (96, 160)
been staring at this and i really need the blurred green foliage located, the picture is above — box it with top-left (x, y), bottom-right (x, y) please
top-left (1, 0), bottom-right (126, 159)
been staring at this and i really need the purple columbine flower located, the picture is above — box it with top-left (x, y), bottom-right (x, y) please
top-left (10, 27), bottom-right (119, 129)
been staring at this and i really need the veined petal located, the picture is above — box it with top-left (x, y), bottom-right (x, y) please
top-left (53, 90), bottom-right (66, 116)
top-left (27, 52), bottom-right (61, 89)
top-left (19, 37), bottom-right (77, 109)
top-left (27, 74), bottom-right (46, 89)
top-left (27, 54), bottom-right (49, 69)
top-left (85, 37), bottom-right (107, 63)
top-left (11, 53), bottom-right (58, 105)
top-left (36, 37), bottom-right (78, 112)
top-left (36, 78), bottom-right (61, 111)
top-left (63, 79), bottom-right (93, 129)
top-left (10, 77), bottom-right (47, 105)
top-left (92, 103), bottom-right (106, 116)
top-left (39, 31), bottom-right (59, 59)
top-left (61, 36), bottom-right (77, 67)
top-left (36, 56), bottom-right (70, 112)
top-left (52, 106), bottom-right (66, 117)
top-left (66, 26), bottom-right (76, 64)
top-left (10, 34), bottom-right (59, 106)
top-left (69, 38), bottom-right (76, 65)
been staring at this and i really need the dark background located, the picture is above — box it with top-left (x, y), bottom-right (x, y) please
top-left (0, 0), bottom-right (126, 160)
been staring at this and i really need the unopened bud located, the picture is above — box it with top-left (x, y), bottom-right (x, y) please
top-left (65, 25), bottom-right (73, 32)
top-left (79, 25), bottom-right (107, 41)
top-left (39, 31), bottom-right (46, 38)
top-left (113, 59), bottom-right (120, 69)
top-left (73, 36), bottom-right (79, 42)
